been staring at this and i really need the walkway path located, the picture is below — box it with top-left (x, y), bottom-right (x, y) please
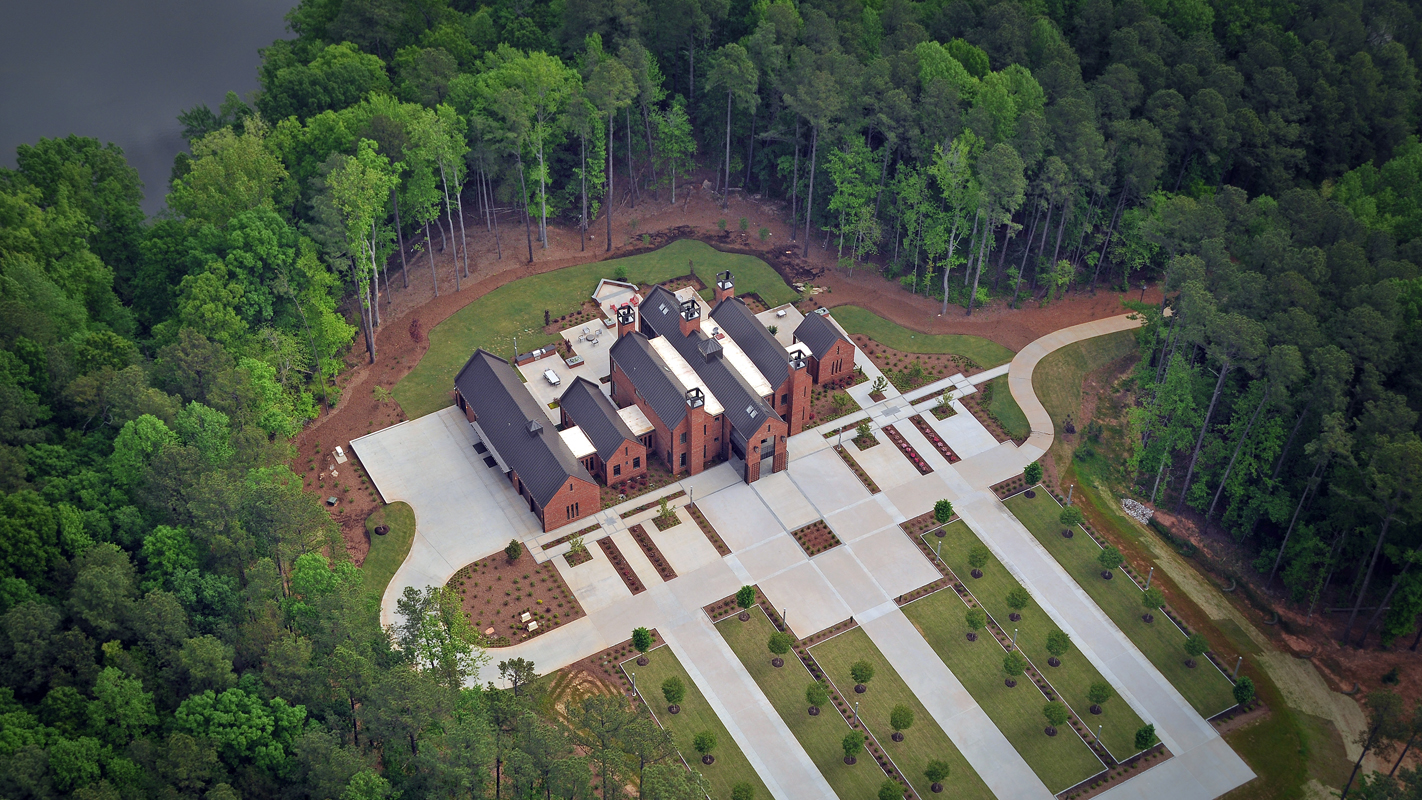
top-left (377, 310), bottom-right (1259, 799)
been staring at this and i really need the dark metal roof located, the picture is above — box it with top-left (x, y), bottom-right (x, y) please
top-left (793, 311), bottom-right (849, 360)
top-left (609, 331), bottom-right (689, 429)
top-left (558, 377), bottom-right (638, 461)
top-left (453, 349), bottom-right (592, 508)
top-left (711, 297), bottom-right (789, 388)
top-left (639, 286), bottom-right (779, 439)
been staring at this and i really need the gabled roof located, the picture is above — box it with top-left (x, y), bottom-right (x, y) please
top-left (639, 286), bottom-right (779, 439)
top-left (454, 349), bottom-right (593, 508)
top-left (711, 298), bottom-right (790, 388)
top-left (559, 377), bottom-right (638, 461)
top-left (609, 331), bottom-right (690, 429)
top-left (793, 310), bottom-right (849, 360)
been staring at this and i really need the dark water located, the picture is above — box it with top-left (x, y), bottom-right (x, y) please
top-left (1, 0), bottom-right (294, 214)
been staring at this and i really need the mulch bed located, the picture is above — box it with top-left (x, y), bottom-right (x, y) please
top-left (650, 510), bottom-right (682, 531)
top-left (882, 424), bottom-right (934, 474)
top-left (543, 523), bottom-right (601, 551)
top-left (602, 455), bottom-right (680, 507)
top-left (1209, 701), bottom-right (1269, 733)
top-left (900, 509), bottom-right (953, 538)
top-left (686, 503), bottom-right (731, 555)
top-left (703, 587), bottom-right (789, 630)
top-left (853, 432), bottom-right (879, 450)
top-left (447, 549), bottom-right (585, 645)
top-left (619, 489), bottom-right (687, 519)
top-left (791, 519), bottom-right (842, 557)
top-left (991, 475), bottom-right (1031, 499)
top-left (1061, 744), bottom-right (1174, 800)
top-left (808, 374), bottom-right (865, 426)
top-left (910, 414), bottom-right (960, 462)
top-left (564, 547), bottom-right (593, 567)
top-left (854, 335), bottom-right (982, 382)
top-left (598, 537), bottom-right (646, 594)
top-left (833, 445), bottom-right (881, 494)
top-left (629, 524), bottom-right (677, 581)
top-left (960, 389), bottom-right (1026, 445)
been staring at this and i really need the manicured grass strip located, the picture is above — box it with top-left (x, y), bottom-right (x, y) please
top-left (926, 522), bottom-right (1146, 760)
top-left (716, 607), bottom-right (888, 800)
top-left (395, 240), bottom-right (799, 418)
top-left (1031, 331), bottom-right (1138, 446)
top-left (1005, 492), bottom-right (1237, 716)
top-left (623, 645), bottom-right (769, 800)
top-left (984, 375), bottom-right (1030, 440)
top-left (831, 305), bottom-right (1015, 368)
top-left (902, 590), bottom-right (1105, 792)
top-left (361, 502), bottom-right (415, 600)
top-left (810, 628), bottom-right (994, 800)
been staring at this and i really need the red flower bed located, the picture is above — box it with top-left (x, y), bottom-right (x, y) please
top-left (910, 415), bottom-right (960, 462)
top-left (629, 524), bottom-right (677, 581)
top-left (882, 424), bottom-right (933, 474)
top-left (597, 537), bottom-right (646, 594)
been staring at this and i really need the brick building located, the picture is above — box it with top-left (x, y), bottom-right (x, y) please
top-left (453, 349), bottom-right (600, 532)
top-left (557, 376), bottom-right (649, 485)
top-left (792, 310), bottom-right (856, 385)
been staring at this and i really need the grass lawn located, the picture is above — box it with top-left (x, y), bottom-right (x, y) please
top-left (985, 375), bottom-right (1031, 440)
top-left (924, 522), bottom-right (1146, 760)
top-left (717, 607), bottom-right (888, 799)
top-left (623, 645), bottom-right (769, 800)
top-left (1031, 330), bottom-right (1138, 461)
top-left (361, 502), bottom-right (415, 601)
top-left (810, 628), bottom-right (994, 800)
top-left (394, 240), bottom-right (799, 418)
top-left (1004, 492), bottom-right (1237, 717)
top-left (830, 305), bottom-right (1015, 368)
top-left (901, 590), bottom-right (1105, 793)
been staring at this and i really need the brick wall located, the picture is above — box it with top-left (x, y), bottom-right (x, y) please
top-left (541, 476), bottom-right (601, 532)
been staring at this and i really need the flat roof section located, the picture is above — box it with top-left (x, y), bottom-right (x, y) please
top-left (618, 404), bottom-right (655, 437)
top-left (649, 336), bottom-right (726, 416)
top-left (558, 426), bottom-right (597, 459)
top-left (707, 320), bottom-right (776, 397)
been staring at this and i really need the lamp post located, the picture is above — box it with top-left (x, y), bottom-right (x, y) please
top-left (1068, 484), bottom-right (1074, 505)
top-left (854, 701), bottom-right (859, 724)
top-left (1145, 566), bottom-right (1154, 590)
top-left (1233, 657), bottom-right (1243, 681)
top-left (1011, 628), bottom-right (1018, 649)
top-left (631, 672), bottom-right (636, 698)
top-left (935, 539), bottom-right (943, 566)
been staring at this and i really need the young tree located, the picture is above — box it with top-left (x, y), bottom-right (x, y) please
top-left (850, 660), bottom-right (876, 689)
top-left (1006, 587), bottom-right (1031, 617)
top-left (967, 143), bottom-right (1026, 315)
top-left (736, 585), bottom-right (756, 610)
top-left (632, 626), bottom-right (653, 655)
top-left (934, 499), bottom-right (954, 524)
top-left (505, 539), bottom-right (524, 563)
top-left (661, 675), bottom-right (685, 709)
top-left (1046, 630), bottom-right (1071, 663)
top-left (806, 682), bottom-right (830, 713)
top-left (1059, 506), bottom-right (1085, 527)
top-left (693, 730), bottom-right (717, 762)
top-left (878, 780), bottom-right (902, 800)
top-left (1183, 633), bottom-right (1209, 666)
top-left (498, 657), bottom-right (537, 696)
top-left (1043, 701), bottom-right (1070, 733)
top-left (1135, 724), bottom-right (1158, 751)
top-left (968, 544), bottom-right (991, 573)
top-left (965, 607), bottom-right (987, 637)
top-left (1087, 681), bottom-right (1113, 710)
top-left (1003, 651), bottom-right (1027, 682)
top-left (327, 139), bottom-right (397, 360)
top-left (767, 631), bottom-right (793, 662)
top-left (656, 97), bottom-right (695, 204)
top-left (1098, 545), bottom-right (1123, 574)
top-left (842, 730), bottom-right (866, 763)
top-left (1142, 587), bottom-right (1166, 617)
top-left (1024, 461), bottom-right (1043, 484)
top-left (890, 704), bottom-right (915, 741)
top-left (732, 783), bottom-right (756, 800)
top-left (929, 133), bottom-right (982, 314)
top-left (579, 34), bottom-right (635, 253)
top-left (924, 759), bottom-right (951, 788)
top-left (1232, 676), bottom-right (1255, 708)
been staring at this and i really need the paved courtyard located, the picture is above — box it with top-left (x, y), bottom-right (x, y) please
top-left (363, 312), bottom-right (1253, 800)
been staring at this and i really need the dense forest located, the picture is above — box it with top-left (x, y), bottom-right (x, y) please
top-left (3, 0), bottom-right (1422, 795)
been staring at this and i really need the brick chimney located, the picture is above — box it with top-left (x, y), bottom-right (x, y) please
top-left (616, 305), bottom-right (636, 339)
top-left (679, 298), bottom-right (701, 338)
top-left (714, 270), bottom-right (735, 304)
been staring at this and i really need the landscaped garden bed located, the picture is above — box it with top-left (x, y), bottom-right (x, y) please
top-left (563, 545), bottom-right (593, 567)
top-left (910, 414), bottom-right (960, 462)
top-left (686, 503), bottom-right (731, 555)
top-left (923, 520), bottom-right (1149, 762)
top-left (962, 376), bottom-right (1030, 444)
top-left (603, 456), bottom-right (680, 507)
top-left (833, 445), bottom-right (880, 494)
top-left (1004, 491), bottom-right (1238, 717)
top-left (650, 507), bottom-right (682, 531)
top-left (926, 391), bottom-right (958, 420)
top-left (882, 424), bottom-right (934, 474)
top-left (791, 519), bottom-right (842, 557)
top-left (448, 547), bottom-right (585, 645)
top-left (620, 643), bottom-right (770, 799)
top-left (543, 522), bottom-right (601, 551)
top-left (811, 627), bottom-right (995, 800)
top-left (900, 508), bottom-right (954, 538)
top-left (598, 537), bottom-right (646, 595)
top-left (619, 489), bottom-right (687, 519)
top-left (990, 475), bottom-right (1032, 499)
top-left (808, 383), bottom-right (861, 427)
top-left (628, 524), bottom-right (677, 581)
top-left (853, 335), bottom-right (984, 386)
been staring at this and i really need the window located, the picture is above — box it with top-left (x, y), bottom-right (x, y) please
top-left (566, 502), bottom-right (580, 519)
top-left (679, 431), bottom-right (687, 444)
top-left (613, 464), bottom-right (622, 476)
top-left (610, 382), bottom-right (617, 396)
top-left (679, 452), bottom-right (687, 467)
top-left (633, 456), bottom-right (641, 468)
top-left (781, 393), bottom-right (789, 405)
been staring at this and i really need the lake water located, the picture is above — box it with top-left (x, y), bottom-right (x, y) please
top-left (0, 0), bottom-right (293, 213)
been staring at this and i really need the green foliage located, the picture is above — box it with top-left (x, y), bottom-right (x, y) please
top-left (1024, 461), bottom-right (1043, 484)
top-left (1058, 506), bottom-right (1085, 527)
top-left (889, 704), bottom-right (915, 732)
top-left (662, 675), bottom-right (686, 705)
top-left (849, 660), bottom-right (876, 685)
top-left (1134, 724), bottom-right (1158, 751)
top-left (732, 783), bottom-right (756, 800)
top-left (1097, 545), bottom-right (1123, 572)
top-left (505, 539), bottom-right (524, 563)
top-left (806, 681), bottom-right (830, 709)
top-left (1002, 651), bottom-right (1027, 677)
top-left (1087, 681), bottom-right (1113, 706)
top-left (1042, 701), bottom-right (1070, 728)
top-left (841, 730), bottom-right (866, 759)
top-left (175, 688), bottom-right (307, 773)
top-left (1142, 587), bottom-right (1166, 610)
top-left (767, 631), bottom-right (793, 655)
top-left (924, 759), bottom-right (951, 783)
top-left (693, 730), bottom-right (717, 755)
top-left (1233, 676), bottom-right (1256, 707)
top-left (934, 499), bottom-right (954, 523)
top-left (965, 607), bottom-right (986, 632)
top-left (1045, 629), bottom-right (1070, 658)
top-left (967, 544), bottom-right (991, 570)
top-left (632, 626), bottom-right (654, 653)
top-left (735, 585), bottom-right (756, 609)
top-left (878, 779), bottom-right (903, 800)
top-left (1005, 587), bottom-right (1031, 612)
top-left (1184, 633), bottom-right (1210, 658)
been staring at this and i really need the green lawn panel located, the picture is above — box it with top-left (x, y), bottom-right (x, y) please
top-left (394, 240), bottom-right (799, 418)
top-left (360, 502), bottom-right (416, 601)
top-left (1004, 492), bottom-right (1237, 717)
top-left (716, 607), bottom-right (889, 799)
top-left (829, 305), bottom-right (1015, 367)
top-left (924, 521), bottom-right (1146, 760)
top-left (624, 645), bottom-right (769, 800)
top-left (985, 374), bottom-right (1031, 440)
top-left (901, 590), bottom-right (1105, 793)
top-left (810, 628), bottom-right (995, 800)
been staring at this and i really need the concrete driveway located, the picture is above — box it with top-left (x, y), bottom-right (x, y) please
top-left (351, 406), bottom-right (545, 627)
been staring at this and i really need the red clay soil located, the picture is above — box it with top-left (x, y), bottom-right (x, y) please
top-left (447, 548), bottom-right (585, 645)
top-left (297, 164), bottom-right (1156, 561)
top-left (790, 520), bottom-right (842, 557)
